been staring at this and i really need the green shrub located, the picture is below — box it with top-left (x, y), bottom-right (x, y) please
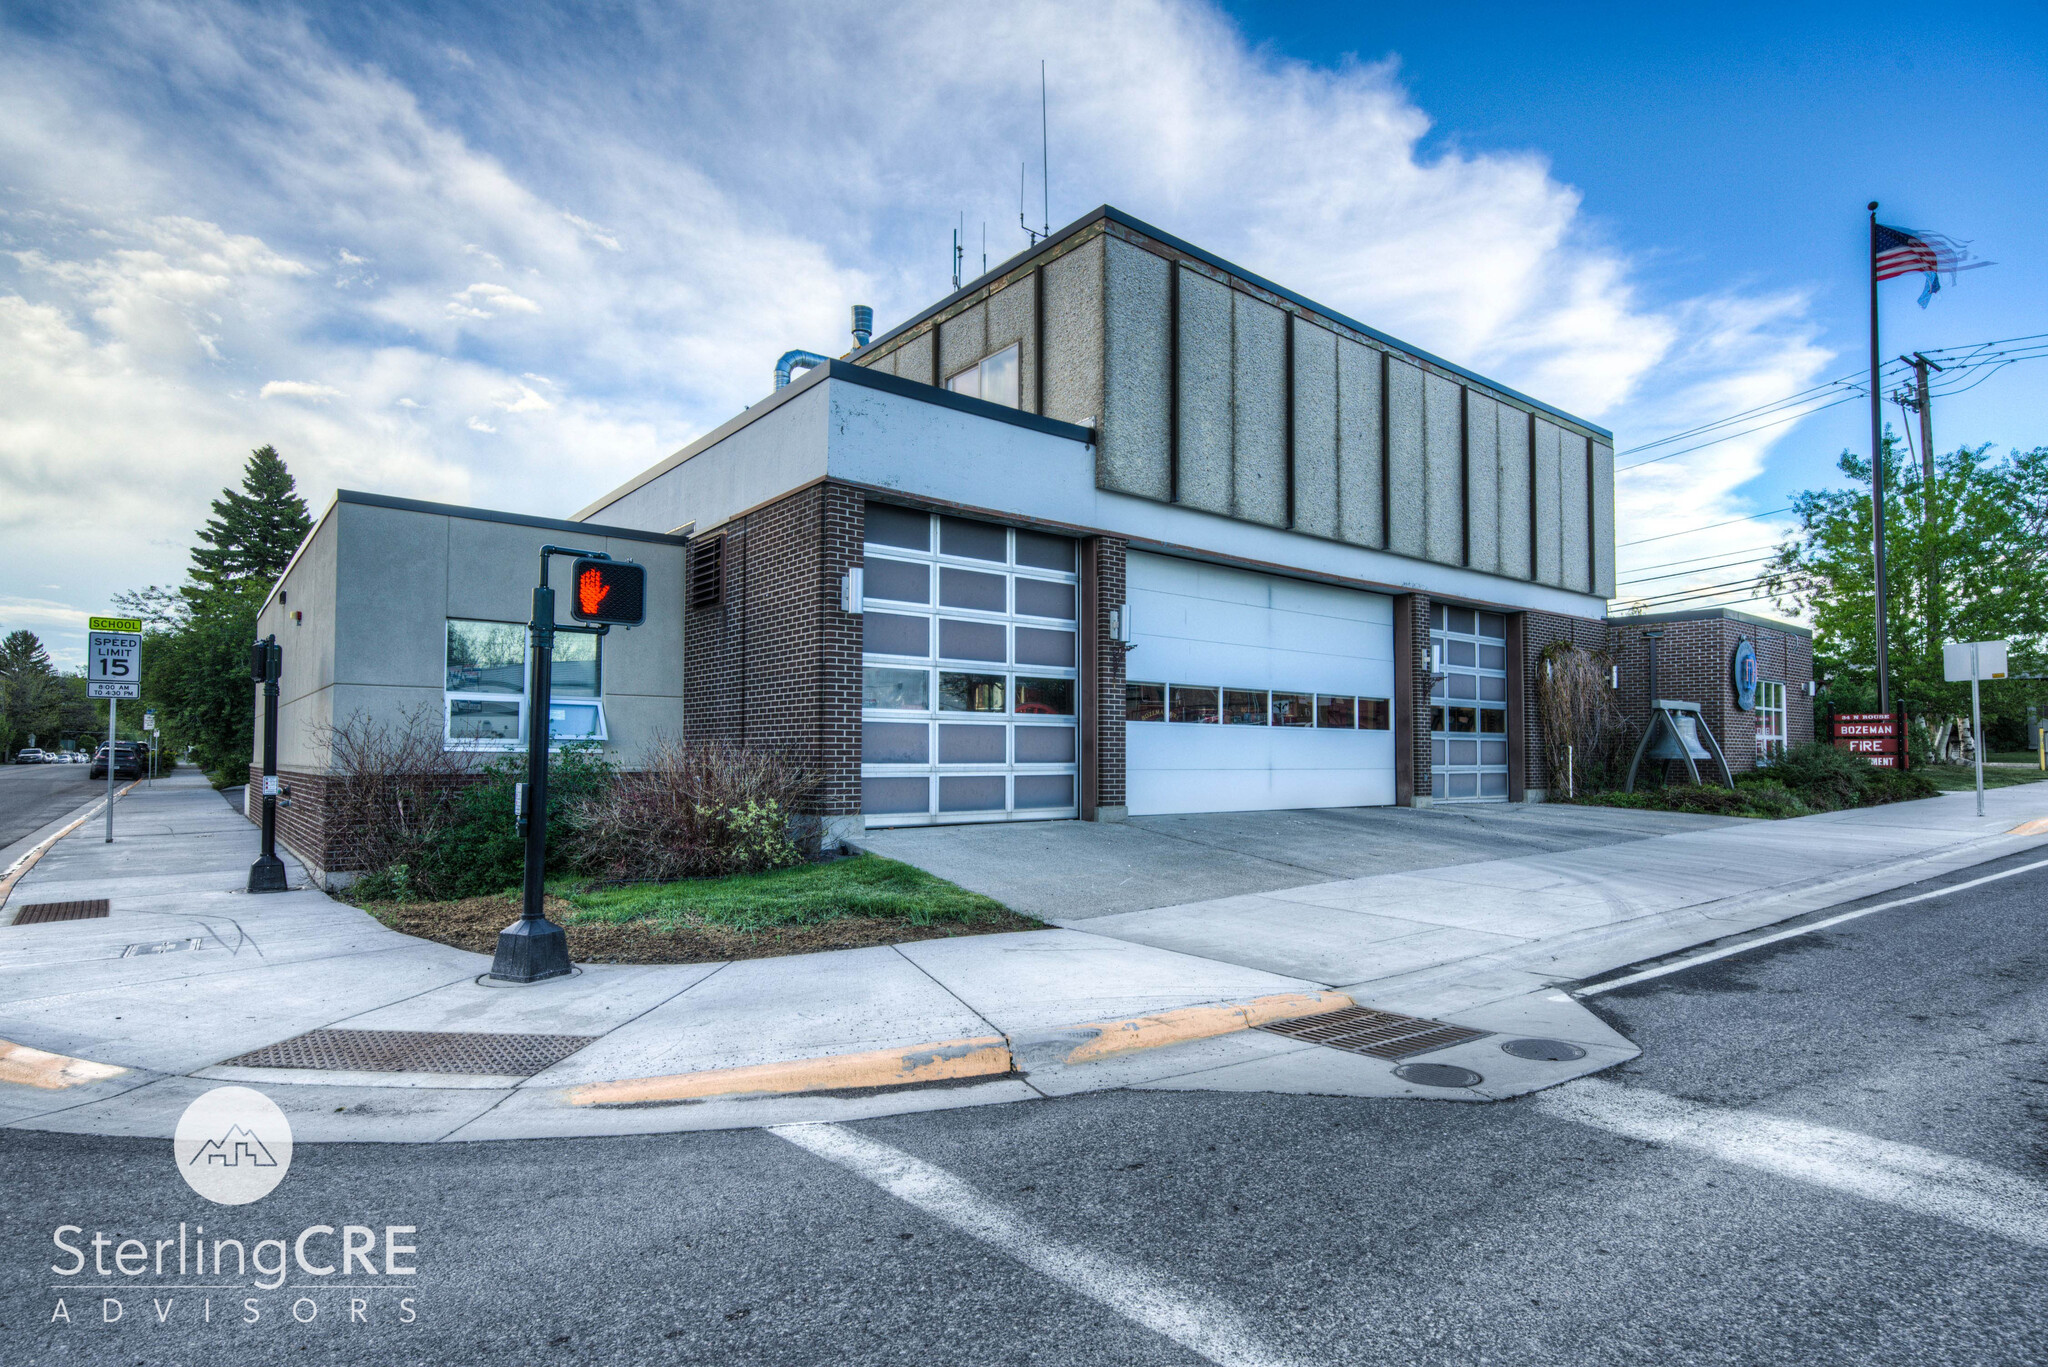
top-left (569, 738), bottom-right (816, 881)
top-left (411, 743), bottom-right (614, 900)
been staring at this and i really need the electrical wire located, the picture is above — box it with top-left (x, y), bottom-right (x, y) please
top-left (1618, 541), bottom-right (1785, 575)
top-left (1617, 508), bottom-right (1792, 547)
top-left (1614, 553), bottom-right (1778, 589)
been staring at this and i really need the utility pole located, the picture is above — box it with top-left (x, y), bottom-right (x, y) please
top-left (1903, 352), bottom-right (1944, 652)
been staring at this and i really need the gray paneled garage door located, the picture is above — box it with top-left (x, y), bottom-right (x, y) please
top-left (858, 504), bottom-right (1080, 826)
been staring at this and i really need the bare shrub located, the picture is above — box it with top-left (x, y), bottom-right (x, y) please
top-left (1534, 641), bottom-right (1632, 797)
top-left (569, 737), bottom-right (818, 881)
top-left (320, 705), bottom-right (477, 888)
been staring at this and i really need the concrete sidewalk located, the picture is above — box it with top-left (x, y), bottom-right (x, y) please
top-left (2, 772), bottom-right (2044, 1143)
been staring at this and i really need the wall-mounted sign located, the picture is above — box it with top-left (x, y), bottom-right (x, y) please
top-left (1832, 713), bottom-right (1905, 768)
top-left (1731, 638), bottom-right (1758, 712)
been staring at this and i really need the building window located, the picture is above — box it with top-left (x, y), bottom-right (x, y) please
top-left (1123, 683), bottom-right (1384, 733)
top-left (944, 343), bottom-right (1021, 408)
top-left (1755, 680), bottom-right (1787, 761)
top-left (444, 618), bottom-right (605, 749)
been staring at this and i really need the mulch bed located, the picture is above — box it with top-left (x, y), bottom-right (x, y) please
top-left (360, 894), bottom-right (1043, 965)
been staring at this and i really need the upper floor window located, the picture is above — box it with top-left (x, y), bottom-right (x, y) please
top-left (944, 343), bottom-right (1020, 409)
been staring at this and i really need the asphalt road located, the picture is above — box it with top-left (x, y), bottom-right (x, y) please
top-left (3, 849), bottom-right (2045, 1366)
top-left (0, 762), bottom-right (102, 851)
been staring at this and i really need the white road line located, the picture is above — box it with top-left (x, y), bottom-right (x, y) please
top-left (1537, 1078), bottom-right (2048, 1249)
top-left (772, 1122), bottom-right (1303, 1367)
top-left (1575, 855), bottom-right (2048, 997)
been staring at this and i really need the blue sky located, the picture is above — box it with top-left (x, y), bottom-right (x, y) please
top-left (2, 1), bottom-right (2041, 665)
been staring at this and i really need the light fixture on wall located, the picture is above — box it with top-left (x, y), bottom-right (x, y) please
top-left (841, 566), bottom-right (864, 614)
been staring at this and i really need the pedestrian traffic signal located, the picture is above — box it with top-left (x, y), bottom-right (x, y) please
top-left (567, 558), bottom-right (645, 626)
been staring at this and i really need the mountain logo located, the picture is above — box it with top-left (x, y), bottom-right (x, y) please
top-left (173, 1087), bottom-right (293, 1204)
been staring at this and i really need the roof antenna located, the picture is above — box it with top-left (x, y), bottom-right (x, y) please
top-left (1020, 163), bottom-right (1040, 245)
top-left (951, 213), bottom-right (963, 290)
top-left (1040, 59), bottom-right (1050, 238)
top-left (981, 221), bottom-right (987, 276)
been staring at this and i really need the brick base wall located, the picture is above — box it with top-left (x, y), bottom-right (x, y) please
top-left (683, 481), bottom-right (862, 820)
top-left (1090, 535), bottom-right (1128, 813)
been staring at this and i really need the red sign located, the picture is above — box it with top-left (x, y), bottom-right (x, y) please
top-left (1838, 737), bottom-right (1898, 755)
top-left (1834, 720), bottom-right (1897, 737)
top-left (1829, 712), bottom-right (1908, 767)
top-left (1834, 713), bottom-right (1893, 722)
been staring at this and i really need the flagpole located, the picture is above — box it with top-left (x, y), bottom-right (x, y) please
top-left (1868, 200), bottom-right (1893, 716)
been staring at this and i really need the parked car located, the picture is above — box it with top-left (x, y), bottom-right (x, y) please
top-left (12, 748), bottom-right (48, 764)
top-left (90, 744), bottom-right (145, 779)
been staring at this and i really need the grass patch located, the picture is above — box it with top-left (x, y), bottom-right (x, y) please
top-left (354, 854), bottom-right (1043, 964)
top-left (1917, 763), bottom-right (2048, 793)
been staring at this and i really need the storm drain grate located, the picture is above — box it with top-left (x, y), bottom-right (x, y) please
top-left (219, 1028), bottom-right (599, 1077)
top-left (11, 900), bottom-right (110, 926)
top-left (1256, 1005), bottom-right (1491, 1059)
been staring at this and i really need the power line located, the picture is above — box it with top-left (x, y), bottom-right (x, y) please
top-left (1618, 541), bottom-right (1785, 575)
top-left (1617, 507), bottom-right (1793, 547)
top-left (1614, 553), bottom-right (1777, 589)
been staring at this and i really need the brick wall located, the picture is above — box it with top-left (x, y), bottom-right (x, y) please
top-left (1090, 535), bottom-right (1128, 812)
top-left (1611, 616), bottom-right (1814, 776)
top-left (682, 481), bottom-right (863, 818)
top-left (1400, 594), bottom-right (1433, 803)
top-left (1521, 610), bottom-right (1614, 794)
top-left (247, 763), bottom-right (492, 883)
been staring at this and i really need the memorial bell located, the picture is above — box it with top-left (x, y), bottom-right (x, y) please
top-left (1647, 711), bottom-right (1712, 761)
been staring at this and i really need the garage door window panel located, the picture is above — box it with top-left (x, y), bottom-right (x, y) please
top-left (1170, 686), bottom-right (1220, 724)
top-left (1126, 683), bottom-right (1166, 722)
top-left (864, 558), bottom-right (931, 605)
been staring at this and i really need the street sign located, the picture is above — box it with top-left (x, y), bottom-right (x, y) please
top-left (87, 630), bottom-right (142, 700)
top-left (143, 710), bottom-right (157, 732)
top-left (1943, 639), bottom-right (2008, 682)
top-left (89, 616), bottom-right (142, 633)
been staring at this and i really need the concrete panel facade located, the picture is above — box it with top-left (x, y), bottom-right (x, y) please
top-left (986, 279), bottom-right (1037, 414)
top-left (1385, 356), bottom-right (1426, 559)
top-left (1175, 266), bottom-right (1233, 516)
top-left (1335, 336), bottom-right (1384, 548)
top-left (1422, 372), bottom-right (1464, 566)
top-left (839, 214), bottom-right (1613, 610)
top-left (1497, 409), bottom-right (1533, 580)
top-left (1231, 291), bottom-right (1289, 528)
top-left (1465, 391), bottom-right (1501, 576)
top-left (897, 331), bottom-right (937, 389)
top-left (1559, 429), bottom-right (1592, 594)
top-left (1042, 234), bottom-right (1105, 427)
top-left (1099, 236), bottom-right (1171, 500)
top-left (1591, 440), bottom-right (1616, 597)
top-left (938, 300), bottom-right (988, 384)
top-left (1290, 319), bottom-right (1340, 539)
top-left (1532, 418), bottom-right (1564, 586)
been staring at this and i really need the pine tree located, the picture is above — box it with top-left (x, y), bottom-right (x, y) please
top-left (185, 445), bottom-right (313, 602)
top-left (0, 629), bottom-right (62, 758)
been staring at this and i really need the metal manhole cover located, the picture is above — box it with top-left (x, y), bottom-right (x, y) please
top-left (11, 900), bottom-right (110, 926)
top-left (1501, 1037), bottom-right (1587, 1062)
top-left (1394, 1062), bottom-right (1484, 1088)
top-left (1256, 1005), bottom-right (1491, 1059)
top-left (219, 1028), bottom-right (598, 1077)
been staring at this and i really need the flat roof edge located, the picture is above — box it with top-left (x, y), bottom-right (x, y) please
top-left (571, 361), bottom-right (1093, 523)
top-left (857, 204), bottom-right (1612, 441)
top-left (1611, 605), bottom-right (1811, 637)
top-left (339, 490), bottom-right (688, 545)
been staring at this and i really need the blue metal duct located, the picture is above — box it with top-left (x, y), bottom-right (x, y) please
top-left (775, 349), bottom-right (829, 390)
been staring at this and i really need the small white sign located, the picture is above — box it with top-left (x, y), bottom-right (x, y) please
top-left (143, 711), bottom-right (157, 731)
top-left (1943, 640), bottom-right (2009, 682)
top-left (86, 630), bottom-right (142, 699)
top-left (261, 775), bottom-right (280, 797)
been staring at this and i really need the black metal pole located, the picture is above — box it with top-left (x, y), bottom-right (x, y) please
top-left (1869, 202), bottom-right (1893, 716)
top-left (247, 637), bottom-right (287, 893)
top-left (489, 582), bottom-right (571, 982)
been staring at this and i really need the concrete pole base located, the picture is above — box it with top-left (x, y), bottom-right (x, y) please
top-left (246, 855), bottom-right (289, 894)
top-left (489, 917), bottom-right (573, 984)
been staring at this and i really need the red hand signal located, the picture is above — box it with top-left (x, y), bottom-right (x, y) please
top-left (578, 567), bottom-right (611, 616)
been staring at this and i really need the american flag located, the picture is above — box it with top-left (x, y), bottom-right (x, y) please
top-left (1874, 222), bottom-right (1991, 305)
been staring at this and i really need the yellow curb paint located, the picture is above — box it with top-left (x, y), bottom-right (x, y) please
top-left (1060, 990), bottom-right (1355, 1065)
top-left (0, 1039), bottom-right (127, 1090)
top-left (568, 1037), bottom-right (1012, 1106)
top-left (2009, 818), bottom-right (2048, 836)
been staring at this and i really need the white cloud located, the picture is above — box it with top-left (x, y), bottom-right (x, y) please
top-left (259, 380), bottom-right (342, 400)
top-left (0, 0), bottom-right (1830, 663)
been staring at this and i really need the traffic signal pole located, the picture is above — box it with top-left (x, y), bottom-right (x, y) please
top-left (247, 636), bottom-right (287, 893)
top-left (489, 545), bottom-right (638, 984)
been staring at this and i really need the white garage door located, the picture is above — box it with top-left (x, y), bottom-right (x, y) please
top-left (1123, 553), bottom-right (1396, 816)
